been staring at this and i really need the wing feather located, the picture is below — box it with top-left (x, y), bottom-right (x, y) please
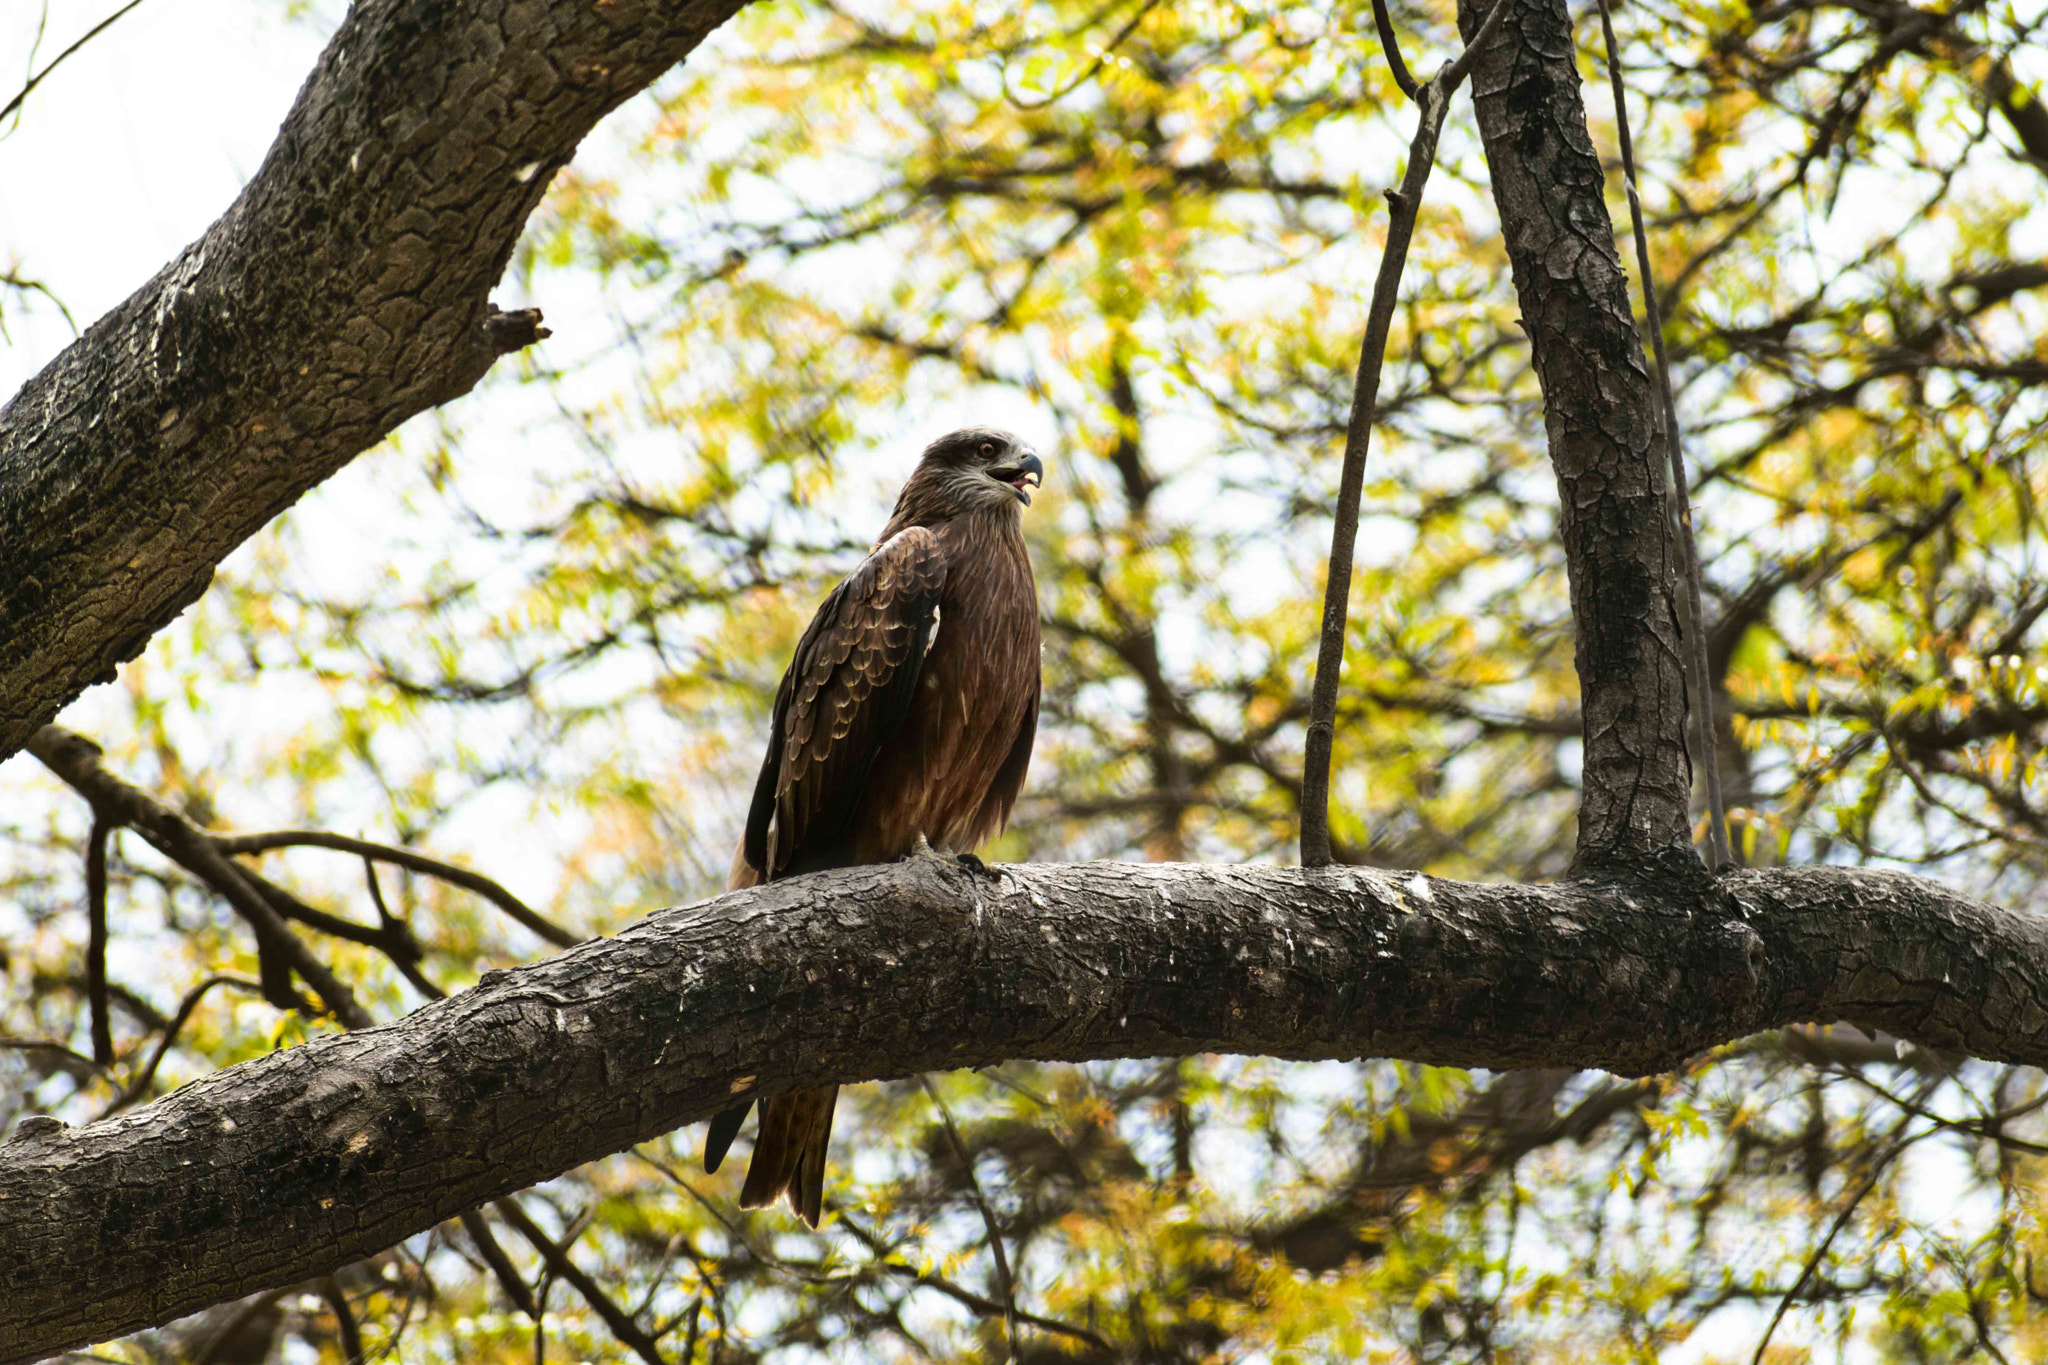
top-left (975, 677), bottom-right (1039, 838)
top-left (741, 527), bottom-right (946, 881)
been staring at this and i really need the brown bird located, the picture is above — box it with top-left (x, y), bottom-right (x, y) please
top-left (704, 427), bottom-right (1046, 1226)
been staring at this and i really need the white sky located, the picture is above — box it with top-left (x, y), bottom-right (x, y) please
top-left (0, 0), bottom-right (332, 385)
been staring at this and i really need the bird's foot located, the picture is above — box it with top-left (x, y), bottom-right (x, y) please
top-left (907, 836), bottom-right (1000, 879)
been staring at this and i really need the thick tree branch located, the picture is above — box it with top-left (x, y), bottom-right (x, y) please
top-left (4, 855), bottom-right (2044, 1359)
top-left (0, 0), bottom-right (751, 762)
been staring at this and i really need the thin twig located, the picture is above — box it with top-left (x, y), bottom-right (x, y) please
top-left (0, 1037), bottom-right (100, 1073)
top-left (1442, 0), bottom-right (1514, 91)
top-left (98, 974), bottom-right (267, 1118)
top-left (219, 828), bottom-right (575, 947)
top-left (1369, 0), bottom-right (1419, 99)
top-left (921, 1075), bottom-right (1018, 1363)
top-left (840, 1211), bottom-right (1119, 1352)
top-left (1594, 0), bottom-right (1732, 869)
top-left (84, 816), bottom-right (113, 1065)
top-left (1003, 0), bottom-right (1165, 109)
top-left (1749, 1112), bottom-right (1929, 1365)
top-left (0, 0), bottom-right (150, 130)
top-left (459, 1207), bottom-right (541, 1318)
top-left (1300, 0), bottom-right (1510, 865)
top-left (361, 858), bottom-right (447, 1001)
top-left (495, 1197), bottom-right (670, 1365)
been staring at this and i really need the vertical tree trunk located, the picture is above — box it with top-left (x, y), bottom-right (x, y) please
top-left (1456, 0), bottom-right (1695, 868)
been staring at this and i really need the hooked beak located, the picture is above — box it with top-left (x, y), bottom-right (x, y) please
top-left (989, 450), bottom-right (1045, 506)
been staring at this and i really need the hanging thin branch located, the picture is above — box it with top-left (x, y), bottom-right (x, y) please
top-left (1298, 0), bottom-right (1514, 867)
top-left (1593, 0), bottom-right (1733, 869)
top-left (83, 816), bottom-right (114, 1065)
top-left (922, 1075), bottom-right (1020, 1363)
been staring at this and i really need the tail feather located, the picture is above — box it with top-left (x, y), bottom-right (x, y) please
top-left (716, 853), bottom-right (840, 1224)
top-left (703, 1102), bottom-right (752, 1173)
top-left (737, 1086), bottom-right (839, 1227)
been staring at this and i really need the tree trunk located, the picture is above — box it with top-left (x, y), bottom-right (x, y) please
top-left (1457, 0), bottom-right (1697, 866)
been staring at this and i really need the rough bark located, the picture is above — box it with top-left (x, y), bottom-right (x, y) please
top-left (1457, 0), bottom-right (1695, 864)
top-left (4, 855), bottom-right (2043, 1360)
top-left (0, 0), bottom-right (751, 762)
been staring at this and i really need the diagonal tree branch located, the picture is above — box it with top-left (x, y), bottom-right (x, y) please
top-left (29, 726), bottom-right (373, 1028)
top-left (0, 0), bottom-right (753, 762)
top-left (4, 854), bottom-right (2046, 1360)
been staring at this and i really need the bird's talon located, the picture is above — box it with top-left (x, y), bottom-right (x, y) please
top-left (954, 852), bottom-right (997, 877)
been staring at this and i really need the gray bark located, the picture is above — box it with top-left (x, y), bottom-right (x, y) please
top-left (1458, 0), bottom-right (1697, 864)
top-left (0, 0), bottom-right (750, 761)
top-left (3, 856), bottom-right (2040, 1360)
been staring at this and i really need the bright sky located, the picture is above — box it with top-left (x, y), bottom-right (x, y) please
top-left (0, 0), bottom-right (333, 388)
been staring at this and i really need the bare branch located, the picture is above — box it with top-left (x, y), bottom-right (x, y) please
top-left (1300, 13), bottom-right (1497, 865)
top-left (921, 1076), bottom-right (1018, 1362)
top-left (494, 1198), bottom-right (668, 1365)
top-left (0, 0), bottom-right (747, 762)
top-left (217, 829), bottom-right (575, 948)
top-left (7, 855), bottom-right (2047, 1359)
top-left (457, 1209), bottom-right (540, 1320)
top-left (83, 817), bottom-right (112, 1066)
top-left (99, 975), bottom-right (268, 1119)
top-left (0, 0), bottom-right (151, 132)
top-left (1369, 0), bottom-right (1419, 100)
top-left (27, 727), bottom-right (372, 1028)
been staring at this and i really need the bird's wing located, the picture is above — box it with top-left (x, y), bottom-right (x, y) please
top-left (974, 675), bottom-right (1039, 838)
top-left (741, 526), bottom-right (947, 879)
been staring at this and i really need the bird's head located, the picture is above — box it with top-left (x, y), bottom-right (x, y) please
top-left (912, 427), bottom-right (1046, 513)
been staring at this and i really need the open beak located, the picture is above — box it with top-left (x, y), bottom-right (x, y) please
top-left (990, 450), bottom-right (1045, 506)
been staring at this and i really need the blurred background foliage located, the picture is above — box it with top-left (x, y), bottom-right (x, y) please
top-left (6, 0), bottom-right (2048, 1358)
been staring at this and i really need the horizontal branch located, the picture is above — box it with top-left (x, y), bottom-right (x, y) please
top-left (3, 855), bottom-right (2044, 1359)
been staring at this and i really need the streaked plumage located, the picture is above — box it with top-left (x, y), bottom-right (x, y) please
top-left (705, 427), bottom-right (1045, 1225)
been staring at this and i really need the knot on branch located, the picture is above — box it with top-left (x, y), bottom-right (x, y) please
top-left (481, 304), bottom-right (549, 355)
top-left (426, 303), bottom-right (551, 409)
top-left (1713, 918), bottom-right (1766, 998)
top-left (7, 1115), bottom-right (70, 1146)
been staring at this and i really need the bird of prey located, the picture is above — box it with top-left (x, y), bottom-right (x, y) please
top-left (703, 427), bottom-right (1046, 1226)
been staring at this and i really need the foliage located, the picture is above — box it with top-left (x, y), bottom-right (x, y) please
top-left (5, 0), bottom-right (2048, 1359)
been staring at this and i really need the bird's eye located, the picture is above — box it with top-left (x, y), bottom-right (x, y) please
top-left (979, 442), bottom-right (996, 459)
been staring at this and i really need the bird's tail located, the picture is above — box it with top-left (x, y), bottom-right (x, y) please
top-left (707, 854), bottom-right (838, 1225)
top-left (710, 1086), bottom-right (837, 1227)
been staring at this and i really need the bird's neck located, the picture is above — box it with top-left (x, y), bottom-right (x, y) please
top-left (878, 501), bottom-right (1023, 549)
